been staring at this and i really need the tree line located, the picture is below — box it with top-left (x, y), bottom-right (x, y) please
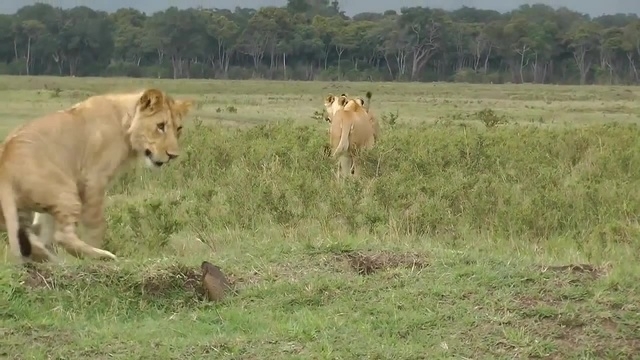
top-left (1, 0), bottom-right (640, 84)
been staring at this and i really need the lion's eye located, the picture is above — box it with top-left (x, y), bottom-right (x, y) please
top-left (157, 123), bottom-right (165, 132)
top-left (177, 126), bottom-right (183, 132)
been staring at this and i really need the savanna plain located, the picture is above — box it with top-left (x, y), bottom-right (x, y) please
top-left (1, 76), bottom-right (640, 359)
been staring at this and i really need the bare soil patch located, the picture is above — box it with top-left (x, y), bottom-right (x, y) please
top-left (539, 263), bottom-right (611, 279)
top-left (335, 250), bottom-right (428, 275)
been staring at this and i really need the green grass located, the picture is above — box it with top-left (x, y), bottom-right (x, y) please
top-left (2, 75), bottom-right (640, 359)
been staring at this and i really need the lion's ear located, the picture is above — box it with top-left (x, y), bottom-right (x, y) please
top-left (337, 96), bottom-right (348, 106)
top-left (355, 98), bottom-right (365, 106)
top-left (173, 99), bottom-right (193, 118)
top-left (139, 88), bottom-right (165, 112)
top-left (325, 94), bottom-right (335, 103)
top-left (340, 93), bottom-right (347, 97)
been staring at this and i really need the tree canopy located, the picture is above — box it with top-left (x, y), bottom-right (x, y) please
top-left (2, 1), bottom-right (640, 84)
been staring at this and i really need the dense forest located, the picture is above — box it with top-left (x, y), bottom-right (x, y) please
top-left (1, 0), bottom-right (640, 84)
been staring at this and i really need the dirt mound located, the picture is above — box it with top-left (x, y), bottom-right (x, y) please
top-left (335, 250), bottom-right (428, 275)
top-left (20, 262), bottom-right (240, 302)
top-left (139, 264), bottom-right (203, 298)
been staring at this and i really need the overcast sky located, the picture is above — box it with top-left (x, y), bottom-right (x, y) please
top-left (2, 0), bottom-right (639, 17)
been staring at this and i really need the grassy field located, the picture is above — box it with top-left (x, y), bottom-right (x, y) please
top-left (1, 75), bottom-right (640, 359)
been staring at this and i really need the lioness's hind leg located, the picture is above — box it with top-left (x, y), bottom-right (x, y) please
top-left (337, 154), bottom-right (353, 179)
top-left (52, 197), bottom-right (116, 261)
top-left (350, 155), bottom-right (360, 177)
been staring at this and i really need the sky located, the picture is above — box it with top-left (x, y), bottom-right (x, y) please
top-left (2, 0), bottom-right (639, 17)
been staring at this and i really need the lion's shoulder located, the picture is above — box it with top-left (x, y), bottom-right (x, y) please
top-left (4, 92), bottom-right (142, 153)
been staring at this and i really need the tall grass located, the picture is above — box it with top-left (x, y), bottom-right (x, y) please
top-left (103, 120), bottom-right (640, 263)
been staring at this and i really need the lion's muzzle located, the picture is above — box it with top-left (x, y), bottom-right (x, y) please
top-left (144, 149), bottom-right (178, 168)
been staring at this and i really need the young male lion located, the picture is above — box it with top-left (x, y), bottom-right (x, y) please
top-left (0, 88), bottom-right (193, 264)
top-left (323, 92), bottom-right (379, 179)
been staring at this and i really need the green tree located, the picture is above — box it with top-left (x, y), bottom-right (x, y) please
top-left (565, 20), bottom-right (601, 84)
top-left (598, 27), bottom-right (624, 83)
top-left (286, 0), bottom-right (310, 15)
top-left (621, 20), bottom-right (640, 82)
top-left (378, 16), bottom-right (409, 80)
top-left (237, 7), bottom-right (278, 73)
top-left (203, 12), bottom-right (239, 77)
top-left (56, 6), bottom-right (114, 76)
top-left (21, 19), bottom-right (46, 75)
top-left (480, 20), bottom-right (506, 75)
top-left (399, 7), bottom-right (449, 80)
top-left (110, 8), bottom-right (147, 66)
top-left (311, 15), bottom-right (334, 70)
top-left (145, 8), bottom-right (206, 79)
top-left (0, 15), bottom-right (14, 70)
top-left (329, 17), bottom-right (357, 78)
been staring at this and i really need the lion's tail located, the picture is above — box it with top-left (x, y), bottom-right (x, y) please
top-left (332, 122), bottom-right (352, 157)
top-left (0, 180), bottom-right (31, 261)
top-left (365, 91), bottom-right (372, 112)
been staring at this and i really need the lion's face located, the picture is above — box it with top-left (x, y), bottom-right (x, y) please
top-left (127, 89), bottom-right (193, 169)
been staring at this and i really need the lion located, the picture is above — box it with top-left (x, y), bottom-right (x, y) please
top-left (323, 91), bottom-right (380, 142)
top-left (323, 92), bottom-right (372, 119)
top-left (324, 92), bottom-right (379, 179)
top-left (323, 93), bottom-right (349, 123)
top-left (0, 88), bottom-right (193, 264)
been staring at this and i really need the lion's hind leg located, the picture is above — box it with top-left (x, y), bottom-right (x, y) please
top-left (336, 154), bottom-right (353, 180)
top-left (350, 149), bottom-right (363, 177)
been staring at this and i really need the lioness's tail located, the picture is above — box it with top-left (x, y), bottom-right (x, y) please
top-left (365, 91), bottom-right (372, 112)
top-left (0, 182), bottom-right (31, 261)
top-left (332, 122), bottom-right (352, 157)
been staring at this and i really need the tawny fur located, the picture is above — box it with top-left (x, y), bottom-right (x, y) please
top-left (323, 92), bottom-right (379, 179)
top-left (323, 93), bottom-right (349, 122)
top-left (0, 129), bottom-right (55, 262)
top-left (323, 91), bottom-right (380, 142)
top-left (0, 88), bottom-right (193, 264)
